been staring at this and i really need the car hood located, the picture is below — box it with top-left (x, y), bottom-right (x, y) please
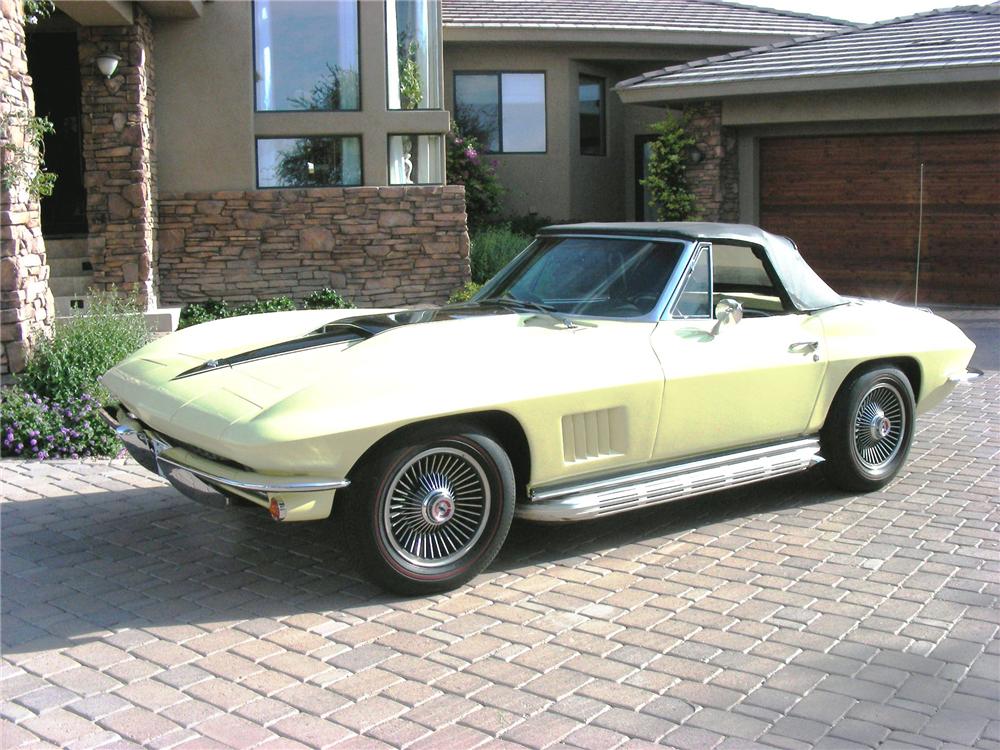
top-left (103, 305), bottom-right (656, 449)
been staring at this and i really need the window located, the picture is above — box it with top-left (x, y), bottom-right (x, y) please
top-left (254, 0), bottom-right (360, 112)
top-left (387, 0), bottom-right (442, 110)
top-left (483, 236), bottom-right (685, 318)
top-left (672, 246), bottom-right (711, 318)
top-left (454, 72), bottom-right (546, 153)
top-left (579, 75), bottom-right (605, 156)
top-left (388, 134), bottom-right (444, 184)
top-left (256, 137), bottom-right (362, 188)
top-left (712, 244), bottom-right (789, 315)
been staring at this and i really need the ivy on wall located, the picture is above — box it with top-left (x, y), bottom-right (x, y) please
top-left (640, 114), bottom-right (698, 221)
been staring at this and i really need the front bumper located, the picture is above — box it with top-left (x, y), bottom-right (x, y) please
top-left (100, 405), bottom-right (349, 521)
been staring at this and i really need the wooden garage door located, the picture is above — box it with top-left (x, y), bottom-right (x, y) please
top-left (759, 131), bottom-right (1000, 305)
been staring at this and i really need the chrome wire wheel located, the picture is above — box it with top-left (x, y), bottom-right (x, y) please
top-left (851, 382), bottom-right (906, 474)
top-left (382, 447), bottom-right (491, 568)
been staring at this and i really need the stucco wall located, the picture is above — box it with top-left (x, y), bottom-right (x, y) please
top-left (444, 44), bottom-right (572, 221)
top-left (157, 185), bottom-right (470, 307)
top-left (155, 1), bottom-right (449, 193)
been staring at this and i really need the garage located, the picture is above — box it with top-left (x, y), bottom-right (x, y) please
top-left (758, 131), bottom-right (1000, 305)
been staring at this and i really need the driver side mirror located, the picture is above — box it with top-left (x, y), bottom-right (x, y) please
top-left (711, 298), bottom-right (743, 336)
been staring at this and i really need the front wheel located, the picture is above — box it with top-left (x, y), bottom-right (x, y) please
top-left (341, 425), bottom-right (515, 595)
top-left (821, 366), bottom-right (915, 492)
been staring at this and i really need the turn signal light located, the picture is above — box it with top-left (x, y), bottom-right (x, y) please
top-left (269, 498), bottom-right (286, 521)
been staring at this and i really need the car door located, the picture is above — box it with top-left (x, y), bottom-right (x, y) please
top-left (649, 242), bottom-right (827, 462)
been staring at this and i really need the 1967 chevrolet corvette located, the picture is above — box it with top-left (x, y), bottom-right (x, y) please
top-left (101, 223), bottom-right (978, 593)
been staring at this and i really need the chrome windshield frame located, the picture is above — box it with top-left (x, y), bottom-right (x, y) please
top-left (473, 233), bottom-right (698, 323)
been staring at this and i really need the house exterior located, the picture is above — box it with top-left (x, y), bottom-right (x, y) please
top-left (441, 0), bottom-right (848, 221)
top-left (2, 0), bottom-right (468, 373)
top-left (617, 7), bottom-right (1000, 305)
top-left (1, 1), bottom-right (996, 374)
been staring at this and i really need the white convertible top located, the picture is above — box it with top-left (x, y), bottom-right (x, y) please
top-left (540, 222), bottom-right (845, 312)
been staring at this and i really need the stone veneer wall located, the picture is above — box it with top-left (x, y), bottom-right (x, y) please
top-left (684, 101), bottom-right (740, 223)
top-left (157, 185), bottom-right (470, 307)
top-left (78, 6), bottom-right (157, 308)
top-left (1, 0), bottom-right (54, 374)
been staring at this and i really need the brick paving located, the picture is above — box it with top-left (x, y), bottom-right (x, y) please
top-left (1, 374), bottom-right (997, 749)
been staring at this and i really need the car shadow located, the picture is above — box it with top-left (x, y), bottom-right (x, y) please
top-left (0, 468), bottom-right (847, 655)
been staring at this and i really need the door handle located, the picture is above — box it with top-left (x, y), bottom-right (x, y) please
top-left (789, 341), bottom-right (819, 354)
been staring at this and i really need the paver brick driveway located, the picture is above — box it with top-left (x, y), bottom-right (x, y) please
top-left (2, 374), bottom-right (997, 750)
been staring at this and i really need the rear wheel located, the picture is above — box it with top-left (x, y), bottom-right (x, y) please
top-left (821, 366), bottom-right (915, 492)
top-left (341, 425), bottom-right (515, 595)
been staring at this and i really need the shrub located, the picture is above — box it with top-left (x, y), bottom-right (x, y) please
top-left (0, 389), bottom-right (118, 459)
top-left (446, 123), bottom-right (504, 229)
top-left (303, 287), bottom-right (356, 310)
top-left (233, 296), bottom-right (296, 316)
top-left (19, 292), bottom-right (151, 404)
top-left (470, 225), bottom-right (532, 284)
top-left (504, 213), bottom-right (553, 236)
top-left (640, 115), bottom-right (698, 221)
top-left (448, 281), bottom-right (482, 304)
top-left (178, 299), bottom-right (231, 329)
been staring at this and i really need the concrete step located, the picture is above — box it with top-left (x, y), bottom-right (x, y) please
top-left (53, 298), bottom-right (182, 334)
top-left (44, 236), bottom-right (89, 261)
top-left (48, 256), bottom-right (94, 278)
top-left (50, 275), bottom-right (94, 298)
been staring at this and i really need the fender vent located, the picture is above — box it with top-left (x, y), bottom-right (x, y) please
top-left (562, 407), bottom-right (626, 463)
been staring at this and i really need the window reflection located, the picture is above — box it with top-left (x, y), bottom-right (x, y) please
top-left (257, 137), bottom-right (362, 188)
top-left (254, 0), bottom-right (360, 112)
top-left (387, 0), bottom-right (442, 110)
top-left (579, 75), bottom-right (605, 156)
top-left (454, 72), bottom-right (545, 153)
top-left (389, 135), bottom-right (444, 185)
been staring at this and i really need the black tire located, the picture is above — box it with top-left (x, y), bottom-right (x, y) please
top-left (340, 424), bottom-right (515, 595)
top-left (820, 366), bottom-right (915, 492)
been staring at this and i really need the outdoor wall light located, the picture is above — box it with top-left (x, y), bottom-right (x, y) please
top-left (95, 52), bottom-right (121, 79)
top-left (687, 144), bottom-right (706, 165)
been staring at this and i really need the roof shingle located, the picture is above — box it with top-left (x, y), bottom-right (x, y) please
top-left (618, 5), bottom-right (1000, 92)
top-left (442, 0), bottom-right (850, 36)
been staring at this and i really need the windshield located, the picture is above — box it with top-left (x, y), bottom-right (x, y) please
top-left (476, 236), bottom-right (687, 318)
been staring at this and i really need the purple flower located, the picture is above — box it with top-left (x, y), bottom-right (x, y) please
top-left (15, 442), bottom-right (23, 451)
top-left (464, 147), bottom-right (478, 161)
top-left (37, 451), bottom-right (48, 460)
top-left (29, 438), bottom-right (37, 447)
top-left (70, 453), bottom-right (78, 459)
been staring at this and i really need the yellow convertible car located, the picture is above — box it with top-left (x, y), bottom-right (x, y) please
top-left (101, 223), bottom-right (977, 593)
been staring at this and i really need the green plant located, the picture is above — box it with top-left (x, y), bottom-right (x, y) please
top-left (448, 281), bottom-right (482, 304)
top-left (503, 213), bottom-right (553, 236)
top-left (233, 296), bottom-right (296, 316)
top-left (303, 288), bottom-right (356, 310)
top-left (446, 122), bottom-right (504, 230)
top-left (19, 292), bottom-right (151, 405)
top-left (1, 389), bottom-right (118, 459)
top-left (22, 0), bottom-right (54, 24)
top-left (470, 225), bottom-right (531, 284)
top-left (640, 115), bottom-right (698, 221)
top-left (178, 291), bottom-right (356, 330)
top-left (178, 299), bottom-right (231, 329)
top-left (397, 37), bottom-right (422, 110)
top-left (0, 100), bottom-right (57, 201)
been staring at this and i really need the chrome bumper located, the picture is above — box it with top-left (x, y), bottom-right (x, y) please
top-left (100, 405), bottom-right (349, 515)
top-left (948, 367), bottom-right (983, 383)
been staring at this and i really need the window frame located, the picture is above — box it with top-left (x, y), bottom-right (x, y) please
top-left (254, 135), bottom-right (365, 189)
top-left (251, 0), bottom-right (363, 114)
top-left (452, 70), bottom-right (548, 155)
top-left (669, 243), bottom-right (713, 320)
top-left (384, 0), bottom-right (443, 111)
top-left (578, 73), bottom-right (606, 157)
top-left (386, 133), bottom-right (445, 185)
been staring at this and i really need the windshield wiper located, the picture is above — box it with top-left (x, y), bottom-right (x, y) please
top-left (479, 296), bottom-right (577, 328)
